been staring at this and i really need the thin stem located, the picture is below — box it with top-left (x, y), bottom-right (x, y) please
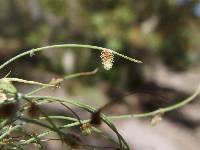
top-left (39, 116), bottom-right (78, 122)
top-left (4, 78), bottom-right (53, 87)
top-left (0, 44), bottom-right (142, 70)
top-left (22, 97), bottom-right (63, 141)
top-left (26, 68), bottom-right (98, 96)
top-left (2, 82), bottom-right (199, 148)
top-left (0, 125), bottom-right (21, 141)
top-left (21, 120), bottom-right (88, 145)
top-left (108, 83), bottom-right (200, 120)
top-left (60, 102), bottom-right (82, 126)
top-left (2, 82), bottom-right (199, 149)
top-left (24, 95), bottom-right (129, 149)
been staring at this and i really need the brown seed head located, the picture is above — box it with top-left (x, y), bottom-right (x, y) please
top-left (100, 48), bottom-right (114, 70)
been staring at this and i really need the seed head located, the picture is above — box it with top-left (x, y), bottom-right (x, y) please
top-left (80, 123), bottom-right (93, 135)
top-left (100, 48), bottom-right (114, 70)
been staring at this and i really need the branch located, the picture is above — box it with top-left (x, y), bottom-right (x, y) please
top-left (0, 44), bottom-right (142, 70)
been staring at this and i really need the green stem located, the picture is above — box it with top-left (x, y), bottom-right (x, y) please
top-left (0, 120), bottom-right (8, 129)
top-left (2, 82), bottom-right (199, 148)
top-left (108, 83), bottom-right (200, 120)
top-left (21, 120), bottom-right (88, 145)
top-left (25, 95), bottom-right (129, 149)
top-left (39, 116), bottom-right (78, 122)
top-left (22, 97), bottom-right (63, 141)
top-left (1, 82), bottom-right (199, 147)
top-left (4, 78), bottom-right (53, 87)
top-left (0, 44), bottom-right (142, 70)
top-left (0, 125), bottom-right (21, 141)
top-left (26, 68), bottom-right (98, 96)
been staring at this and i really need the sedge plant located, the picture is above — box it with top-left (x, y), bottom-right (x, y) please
top-left (0, 44), bottom-right (199, 150)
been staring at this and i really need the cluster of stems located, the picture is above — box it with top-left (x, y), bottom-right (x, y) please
top-left (0, 44), bottom-right (199, 150)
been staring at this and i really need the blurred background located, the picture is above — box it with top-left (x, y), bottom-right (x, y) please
top-left (0, 0), bottom-right (200, 149)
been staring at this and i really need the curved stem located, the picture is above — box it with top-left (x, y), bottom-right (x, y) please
top-left (0, 44), bottom-right (142, 70)
top-left (21, 120), bottom-right (88, 145)
top-left (108, 83), bottom-right (200, 120)
top-left (3, 84), bottom-right (199, 149)
top-left (26, 68), bottom-right (98, 96)
top-left (25, 95), bottom-right (129, 149)
top-left (1, 82), bottom-right (200, 147)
